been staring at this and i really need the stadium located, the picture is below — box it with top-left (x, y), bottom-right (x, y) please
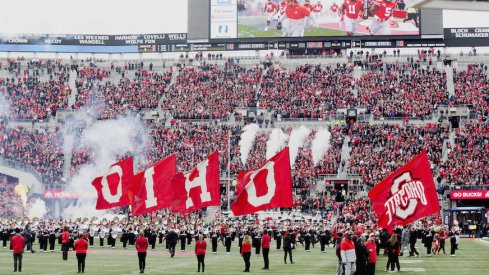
top-left (1, 0), bottom-right (489, 274)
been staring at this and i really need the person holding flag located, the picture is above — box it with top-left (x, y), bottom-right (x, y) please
top-left (241, 235), bottom-right (252, 272)
top-left (74, 233), bottom-right (88, 273)
top-left (136, 231), bottom-right (148, 274)
top-left (12, 229), bottom-right (25, 273)
top-left (385, 233), bottom-right (401, 272)
top-left (195, 234), bottom-right (207, 273)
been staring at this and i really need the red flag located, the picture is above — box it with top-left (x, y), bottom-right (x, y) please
top-left (91, 157), bottom-right (134, 210)
top-left (131, 155), bottom-right (177, 216)
top-left (231, 147), bottom-right (293, 216)
top-left (172, 151), bottom-right (220, 213)
top-left (368, 150), bottom-right (440, 233)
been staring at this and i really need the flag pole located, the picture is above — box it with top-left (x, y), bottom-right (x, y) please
top-left (227, 130), bottom-right (231, 211)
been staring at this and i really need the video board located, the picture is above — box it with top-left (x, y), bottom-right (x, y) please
top-left (211, 0), bottom-right (421, 39)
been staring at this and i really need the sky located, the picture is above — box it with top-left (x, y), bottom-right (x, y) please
top-left (0, 0), bottom-right (188, 34)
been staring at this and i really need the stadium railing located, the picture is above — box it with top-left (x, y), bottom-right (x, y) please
top-left (0, 156), bottom-right (44, 184)
top-left (450, 185), bottom-right (489, 191)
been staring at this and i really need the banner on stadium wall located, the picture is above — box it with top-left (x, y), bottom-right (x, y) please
top-left (444, 28), bottom-right (489, 47)
top-left (450, 190), bottom-right (489, 200)
top-left (43, 190), bottom-right (96, 199)
top-left (0, 33), bottom-right (187, 46)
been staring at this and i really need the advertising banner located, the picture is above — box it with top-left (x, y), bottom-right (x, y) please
top-left (450, 190), bottom-right (489, 200)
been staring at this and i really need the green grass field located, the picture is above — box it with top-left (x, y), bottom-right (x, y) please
top-left (0, 239), bottom-right (488, 275)
top-left (238, 19), bottom-right (347, 38)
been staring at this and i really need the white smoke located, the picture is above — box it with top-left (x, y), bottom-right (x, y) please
top-left (62, 114), bottom-right (149, 219)
top-left (266, 128), bottom-right (289, 159)
top-left (311, 128), bottom-right (331, 165)
top-left (28, 198), bottom-right (48, 219)
top-left (239, 123), bottom-right (259, 165)
top-left (288, 126), bottom-right (311, 167)
top-left (0, 90), bottom-right (10, 118)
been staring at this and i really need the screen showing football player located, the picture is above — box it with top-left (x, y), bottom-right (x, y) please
top-left (285, 0), bottom-right (312, 37)
top-left (369, 0), bottom-right (397, 35)
top-left (264, 0), bottom-right (277, 31)
top-left (342, 0), bottom-right (364, 36)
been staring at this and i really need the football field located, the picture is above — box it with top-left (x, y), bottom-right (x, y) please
top-left (0, 239), bottom-right (488, 274)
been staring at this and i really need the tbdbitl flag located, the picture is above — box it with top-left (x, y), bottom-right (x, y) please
top-left (368, 150), bottom-right (441, 233)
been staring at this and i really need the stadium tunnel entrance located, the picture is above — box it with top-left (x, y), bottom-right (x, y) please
top-left (445, 207), bottom-right (487, 237)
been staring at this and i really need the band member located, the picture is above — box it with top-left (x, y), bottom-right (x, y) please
top-left (261, 229), bottom-right (271, 270)
top-left (49, 228), bottom-right (57, 252)
top-left (42, 229), bottom-right (49, 252)
top-left (369, 0), bottom-right (397, 35)
top-left (319, 229), bottom-right (327, 253)
top-left (111, 228), bottom-right (118, 249)
top-left (274, 229), bottom-right (282, 250)
top-left (12, 229), bottom-right (25, 273)
top-left (167, 229), bottom-right (178, 258)
top-left (304, 230), bottom-right (312, 251)
top-left (283, 230), bottom-right (294, 264)
top-left (99, 226), bottom-right (106, 247)
top-left (238, 230), bottom-right (245, 254)
top-left (253, 230), bottom-right (261, 255)
top-left (62, 226), bottom-right (70, 260)
top-left (180, 229), bottom-right (187, 251)
top-left (225, 232), bottom-right (233, 254)
top-left (23, 224), bottom-right (35, 253)
top-left (241, 235), bottom-right (252, 272)
top-left (89, 225), bottom-right (95, 247)
top-left (195, 234), bottom-right (207, 273)
top-left (74, 233), bottom-right (88, 273)
top-left (211, 230), bottom-right (219, 253)
top-left (150, 229), bottom-right (157, 250)
top-left (342, 0), bottom-right (364, 36)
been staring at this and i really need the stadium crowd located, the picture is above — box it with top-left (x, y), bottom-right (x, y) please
top-left (163, 64), bottom-right (261, 120)
top-left (1, 59), bottom-right (71, 120)
top-left (347, 122), bottom-right (447, 186)
top-left (441, 120), bottom-right (489, 186)
top-left (0, 122), bottom-right (64, 185)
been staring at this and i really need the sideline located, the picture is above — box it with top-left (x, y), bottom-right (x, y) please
top-left (478, 239), bottom-right (489, 247)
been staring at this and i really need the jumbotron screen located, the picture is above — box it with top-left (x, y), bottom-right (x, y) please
top-left (211, 0), bottom-right (420, 39)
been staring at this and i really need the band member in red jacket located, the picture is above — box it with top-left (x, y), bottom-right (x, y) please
top-left (261, 229), bottom-right (271, 270)
top-left (241, 235), bottom-right (252, 272)
top-left (195, 234), bottom-right (207, 272)
top-left (136, 231), bottom-right (149, 274)
top-left (61, 226), bottom-right (70, 261)
top-left (12, 229), bottom-right (25, 273)
top-left (74, 233), bottom-right (89, 273)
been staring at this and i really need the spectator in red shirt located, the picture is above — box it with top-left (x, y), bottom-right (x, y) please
top-left (12, 229), bottom-right (25, 273)
top-left (136, 231), bottom-right (149, 274)
top-left (365, 234), bottom-right (377, 275)
top-left (74, 233), bottom-right (88, 273)
top-left (194, 234), bottom-right (207, 272)
top-left (241, 235), bottom-right (252, 272)
top-left (261, 230), bottom-right (271, 270)
top-left (61, 226), bottom-right (70, 261)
